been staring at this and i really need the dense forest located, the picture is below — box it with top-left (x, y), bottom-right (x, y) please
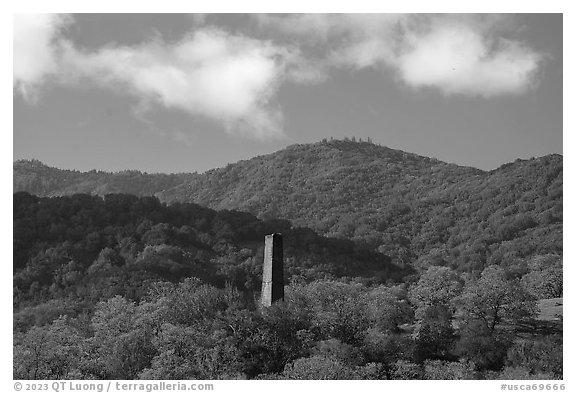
top-left (13, 195), bottom-right (562, 380)
top-left (15, 140), bottom-right (562, 274)
top-left (13, 140), bottom-right (562, 380)
top-left (13, 159), bottom-right (198, 197)
top-left (157, 140), bottom-right (562, 275)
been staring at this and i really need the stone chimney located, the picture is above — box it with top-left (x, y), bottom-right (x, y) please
top-left (261, 233), bottom-right (284, 307)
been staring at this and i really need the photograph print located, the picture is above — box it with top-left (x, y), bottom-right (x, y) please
top-left (13, 13), bottom-right (562, 381)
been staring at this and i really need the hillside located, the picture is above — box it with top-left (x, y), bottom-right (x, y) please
top-left (157, 140), bottom-right (562, 273)
top-left (13, 159), bottom-right (198, 197)
top-left (14, 192), bottom-right (406, 307)
top-left (14, 140), bottom-right (563, 273)
top-left (13, 141), bottom-right (563, 380)
top-left (12, 191), bottom-right (562, 381)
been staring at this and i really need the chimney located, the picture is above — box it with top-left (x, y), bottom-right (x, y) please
top-left (261, 233), bottom-right (284, 307)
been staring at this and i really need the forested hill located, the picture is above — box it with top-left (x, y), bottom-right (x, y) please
top-left (14, 192), bottom-right (405, 306)
top-left (13, 159), bottom-right (198, 197)
top-left (14, 140), bottom-right (562, 273)
top-left (157, 140), bottom-right (563, 273)
top-left (13, 191), bottom-right (563, 380)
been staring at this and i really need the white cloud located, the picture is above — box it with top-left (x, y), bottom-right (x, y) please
top-left (257, 14), bottom-right (543, 97)
top-left (13, 13), bottom-right (70, 100)
top-left (60, 29), bottom-right (287, 139)
top-left (13, 16), bottom-right (289, 139)
top-left (396, 20), bottom-right (542, 97)
top-left (13, 13), bottom-right (546, 140)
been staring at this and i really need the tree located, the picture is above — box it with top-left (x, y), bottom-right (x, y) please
top-left (139, 323), bottom-right (245, 380)
top-left (14, 316), bottom-right (83, 379)
top-left (356, 362), bottom-right (387, 379)
top-left (87, 247), bottom-right (124, 274)
top-left (362, 328), bottom-right (413, 366)
top-left (311, 339), bottom-right (364, 367)
top-left (409, 267), bottom-right (463, 362)
top-left (367, 285), bottom-right (414, 332)
top-left (153, 278), bottom-right (229, 326)
top-left (423, 360), bottom-right (477, 380)
top-left (88, 296), bottom-right (157, 379)
top-left (282, 356), bottom-right (359, 379)
top-left (495, 366), bottom-right (555, 380)
top-left (454, 319), bottom-right (513, 370)
top-left (505, 335), bottom-right (562, 378)
top-left (287, 281), bottom-right (370, 345)
top-left (409, 266), bottom-right (463, 318)
top-left (521, 255), bottom-right (562, 299)
top-left (413, 305), bottom-right (456, 362)
top-left (390, 360), bottom-right (423, 380)
top-left (243, 303), bottom-right (313, 376)
top-left (458, 266), bottom-right (537, 331)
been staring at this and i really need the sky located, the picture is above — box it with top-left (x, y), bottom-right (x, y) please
top-left (13, 13), bottom-right (563, 173)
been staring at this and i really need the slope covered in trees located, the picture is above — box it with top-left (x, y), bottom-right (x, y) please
top-left (14, 140), bottom-right (563, 274)
top-left (14, 192), bottom-right (406, 312)
top-left (157, 140), bottom-right (562, 273)
top-left (13, 138), bottom-right (563, 379)
top-left (13, 159), bottom-right (198, 197)
top-left (13, 191), bottom-right (562, 379)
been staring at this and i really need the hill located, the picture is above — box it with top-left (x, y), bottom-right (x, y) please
top-left (13, 192), bottom-right (563, 380)
top-left (13, 159), bottom-right (198, 197)
top-left (13, 192), bottom-right (406, 310)
top-left (13, 141), bottom-right (563, 380)
top-left (157, 140), bottom-right (562, 273)
top-left (14, 140), bottom-right (562, 273)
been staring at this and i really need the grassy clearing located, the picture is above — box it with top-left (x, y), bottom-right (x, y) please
top-left (537, 297), bottom-right (563, 321)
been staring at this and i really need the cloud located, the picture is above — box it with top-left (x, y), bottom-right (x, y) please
top-left (13, 14), bottom-right (545, 140)
top-left (396, 18), bottom-right (542, 97)
top-left (60, 28), bottom-right (288, 139)
top-left (13, 13), bottom-right (70, 100)
top-left (256, 14), bottom-right (543, 97)
top-left (14, 16), bottom-right (289, 139)
top-left (255, 14), bottom-right (403, 71)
